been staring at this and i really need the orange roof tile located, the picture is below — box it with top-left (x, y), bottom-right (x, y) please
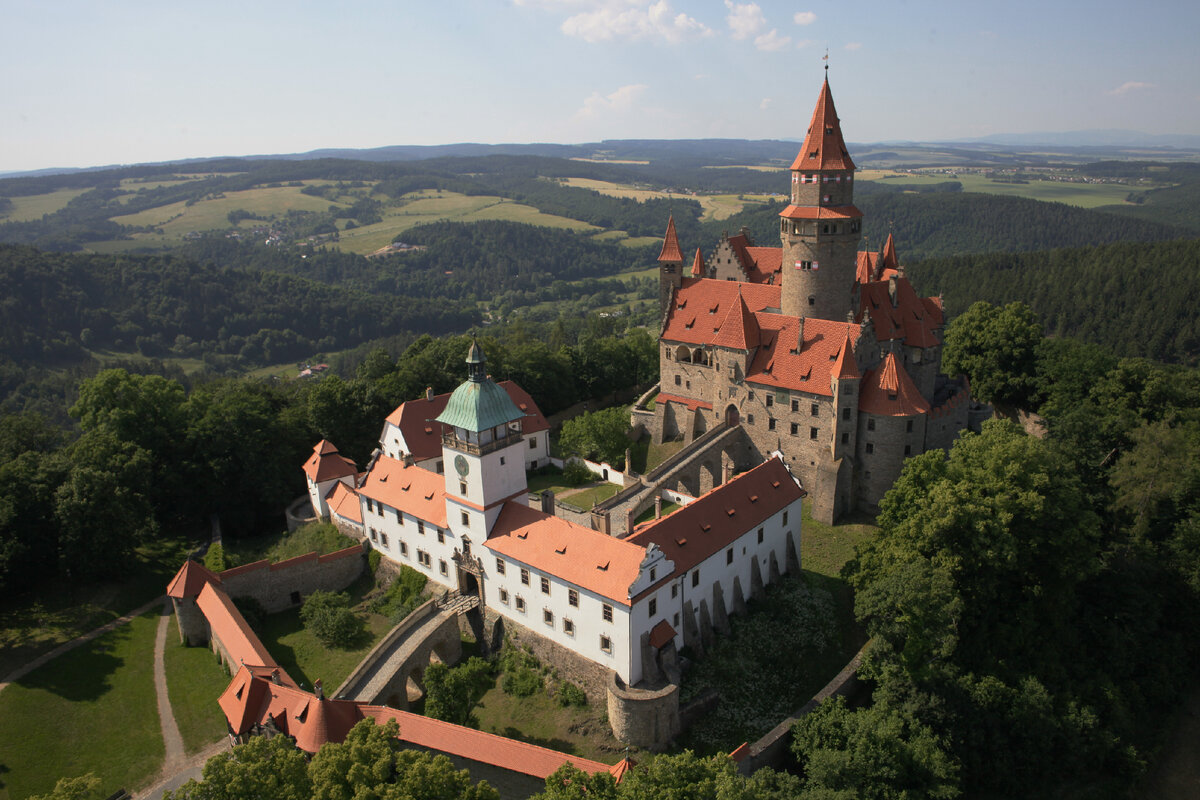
top-left (831, 331), bottom-right (860, 380)
top-left (855, 250), bottom-right (880, 284)
top-left (691, 247), bottom-right (705, 277)
top-left (609, 757), bottom-right (635, 782)
top-left (712, 291), bottom-right (761, 350)
top-left (358, 454), bottom-right (448, 528)
top-left (384, 381), bottom-right (548, 462)
top-left (744, 315), bottom-right (861, 397)
top-left (662, 279), bottom-right (781, 347)
top-left (486, 502), bottom-right (647, 604)
top-left (628, 459), bottom-right (804, 580)
top-left (658, 215), bottom-right (683, 263)
top-left (302, 440), bottom-right (358, 483)
top-left (327, 482), bottom-right (362, 524)
top-left (859, 353), bottom-right (931, 416)
top-left (196, 582), bottom-right (280, 672)
top-left (363, 706), bottom-right (611, 778)
top-left (649, 619), bottom-right (677, 649)
top-left (881, 232), bottom-right (899, 270)
top-left (790, 78), bottom-right (856, 171)
top-left (166, 559), bottom-right (220, 599)
top-left (858, 275), bottom-right (942, 347)
top-left (655, 393), bottom-right (713, 412)
top-left (778, 204), bottom-right (863, 220)
top-left (743, 246), bottom-right (782, 284)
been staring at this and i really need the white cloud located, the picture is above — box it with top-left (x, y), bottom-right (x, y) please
top-left (724, 1), bottom-right (765, 40)
top-left (760, 97), bottom-right (772, 110)
top-left (793, 11), bottom-right (816, 25)
top-left (844, 41), bottom-right (862, 50)
top-left (1107, 80), bottom-right (1154, 96)
top-left (575, 83), bottom-right (649, 118)
top-left (754, 29), bottom-right (791, 51)
top-left (560, 1), bottom-right (711, 43)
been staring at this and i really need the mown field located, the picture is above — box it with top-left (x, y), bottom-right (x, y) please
top-left (857, 169), bottom-right (1141, 208)
top-left (560, 177), bottom-right (779, 221)
top-left (1, 188), bottom-right (91, 222)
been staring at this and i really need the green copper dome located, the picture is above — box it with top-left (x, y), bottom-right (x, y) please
top-left (435, 341), bottom-right (525, 433)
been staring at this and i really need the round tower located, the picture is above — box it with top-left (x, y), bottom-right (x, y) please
top-left (780, 77), bottom-right (863, 321)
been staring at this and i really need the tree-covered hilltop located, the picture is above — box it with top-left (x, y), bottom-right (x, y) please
top-left (908, 238), bottom-right (1200, 364)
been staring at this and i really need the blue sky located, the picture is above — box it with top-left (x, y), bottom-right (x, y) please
top-left (3, 0), bottom-right (1197, 172)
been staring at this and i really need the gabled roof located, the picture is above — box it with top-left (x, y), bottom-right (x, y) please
top-left (196, 582), bottom-right (280, 671)
top-left (658, 215), bottom-right (683, 263)
top-left (302, 440), bottom-right (358, 483)
top-left (712, 291), bottom-right (761, 350)
top-left (486, 502), bottom-right (647, 604)
top-left (629, 459), bottom-right (803, 579)
top-left (790, 78), bottom-right (856, 172)
top-left (385, 381), bottom-right (548, 461)
top-left (855, 250), bottom-right (880, 284)
top-left (358, 454), bottom-right (447, 528)
top-left (745, 315), bottom-right (862, 397)
top-left (743, 246), bottom-right (782, 284)
top-left (691, 247), bottom-right (705, 277)
top-left (662, 279), bottom-right (781, 347)
top-left (327, 481), bottom-right (362, 524)
top-left (166, 559), bottom-right (220, 600)
top-left (858, 275), bottom-right (943, 347)
top-left (831, 331), bottom-right (860, 380)
top-left (859, 353), bottom-right (931, 416)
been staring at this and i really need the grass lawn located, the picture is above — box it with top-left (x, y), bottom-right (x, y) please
top-left (799, 498), bottom-right (877, 580)
top-left (0, 611), bottom-right (163, 800)
top-left (163, 616), bottom-right (232, 754)
top-left (857, 170), bottom-right (1138, 208)
top-left (558, 483), bottom-right (619, 510)
top-left (473, 680), bottom-right (625, 764)
top-left (113, 185), bottom-right (348, 235)
top-left (559, 177), bottom-right (780, 222)
top-left (1, 189), bottom-right (91, 222)
top-left (0, 532), bottom-right (199, 679)
top-left (634, 500), bottom-right (680, 524)
top-left (256, 573), bottom-right (392, 691)
top-left (642, 438), bottom-right (686, 474)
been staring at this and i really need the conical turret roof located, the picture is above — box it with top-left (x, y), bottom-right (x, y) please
top-left (790, 78), bottom-right (856, 172)
top-left (831, 331), bottom-right (860, 380)
top-left (691, 247), bottom-right (705, 277)
top-left (881, 232), bottom-right (899, 270)
top-left (657, 215), bottom-right (683, 263)
top-left (712, 290), bottom-right (761, 350)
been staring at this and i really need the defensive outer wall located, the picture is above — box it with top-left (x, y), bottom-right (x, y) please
top-left (218, 544), bottom-right (367, 613)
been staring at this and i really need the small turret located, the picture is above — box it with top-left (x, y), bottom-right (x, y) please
top-left (658, 216), bottom-right (684, 315)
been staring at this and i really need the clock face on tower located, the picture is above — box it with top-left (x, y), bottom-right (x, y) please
top-left (454, 454), bottom-right (469, 477)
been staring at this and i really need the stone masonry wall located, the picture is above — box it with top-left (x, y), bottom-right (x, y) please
top-left (487, 609), bottom-right (613, 707)
top-left (218, 543), bottom-right (366, 613)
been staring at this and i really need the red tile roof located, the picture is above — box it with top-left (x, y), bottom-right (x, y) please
top-left (655, 393), bottom-right (713, 412)
top-left (712, 291), bottom-right (761, 350)
top-left (648, 619), bottom-right (677, 649)
top-left (859, 353), bottom-right (931, 416)
top-left (358, 454), bottom-right (448, 528)
top-left (628, 459), bottom-right (804, 580)
top-left (363, 706), bottom-right (612, 778)
top-left (658, 215), bottom-right (683, 263)
top-left (743, 246), bottom-right (782, 284)
top-left (196, 582), bottom-right (281, 673)
top-left (384, 381), bottom-right (548, 462)
top-left (166, 559), bottom-right (220, 599)
top-left (855, 250), bottom-right (881, 284)
top-left (486, 502), bottom-right (647, 604)
top-left (831, 331), bottom-right (860, 380)
top-left (778, 204), bottom-right (863, 220)
top-left (858, 276), bottom-right (943, 348)
top-left (662, 279), bottom-right (781, 347)
top-left (691, 247), bottom-right (705, 277)
top-left (302, 440), bottom-right (358, 483)
top-left (790, 78), bottom-right (856, 172)
top-left (745, 314), bottom-right (861, 397)
top-left (608, 757), bottom-right (635, 782)
top-left (327, 482), bottom-right (362, 524)
top-left (881, 233), bottom-right (899, 270)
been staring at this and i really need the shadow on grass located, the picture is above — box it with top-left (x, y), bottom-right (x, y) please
top-left (259, 610), bottom-right (306, 686)
top-left (498, 727), bottom-right (578, 755)
top-left (17, 623), bottom-right (131, 702)
top-left (0, 760), bottom-right (9, 789)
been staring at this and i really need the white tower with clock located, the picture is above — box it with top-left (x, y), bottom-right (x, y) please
top-left (436, 340), bottom-right (530, 541)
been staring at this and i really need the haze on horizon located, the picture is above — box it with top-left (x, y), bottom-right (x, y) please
top-left (3, 0), bottom-right (1197, 174)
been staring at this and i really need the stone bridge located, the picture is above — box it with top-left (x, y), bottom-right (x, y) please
top-left (592, 423), bottom-right (757, 537)
top-left (336, 592), bottom-right (478, 709)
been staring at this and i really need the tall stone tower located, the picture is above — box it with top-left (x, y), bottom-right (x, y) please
top-left (657, 215), bottom-right (683, 315)
top-left (780, 77), bottom-right (863, 321)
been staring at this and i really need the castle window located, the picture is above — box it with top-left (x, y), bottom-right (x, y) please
top-left (544, 609), bottom-right (554, 626)
top-left (461, 511), bottom-right (469, 527)
top-left (790, 423), bottom-right (799, 436)
top-left (757, 528), bottom-right (764, 544)
top-left (650, 567), bottom-right (656, 581)
top-left (396, 509), bottom-right (402, 523)
top-left (495, 558), bottom-right (505, 575)
top-left (783, 511), bottom-right (788, 525)
top-left (675, 375), bottom-right (681, 386)
top-left (602, 604), bottom-right (613, 623)
top-left (569, 589), bottom-right (579, 607)
top-left (369, 528), bottom-right (377, 542)
top-left (500, 588), bottom-right (509, 605)
top-left (671, 584), bottom-right (678, 599)
top-left (437, 461), bottom-right (444, 473)
top-left (648, 598), bottom-right (657, 617)
top-left (768, 418), bottom-right (776, 431)
top-left (810, 427), bottom-right (819, 439)
top-left (866, 443), bottom-right (874, 454)
top-left (791, 399), bottom-right (799, 412)
top-left (564, 619), bottom-right (574, 636)
top-left (843, 408), bottom-right (851, 420)
top-left (906, 420), bottom-right (914, 433)
top-left (867, 418), bottom-right (876, 431)
top-left (380, 532), bottom-right (388, 547)
top-left (419, 550), bottom-right (431, 567)
top-left (674, 612), bottom-right (680, 627)
top-left (811, 403), bottom-right (819, 416)
top-left (692, 570), bottom-right (700, 587)
top-left (399, 540), bottom-right (408, 556)
top-left (888, 393), bottom-right (898, 401)
top-left (530, 437), bottom-right (537, 449)
top-left (726, 548), bottom-right (734, 565)
top-left (809, 297), bottom-right (816, 306)
top-left (439, 560), bottom-right (447, 575)
top-left (500, 456), bottom-right (505, 465)
top-left (842, 433), bottom-right (850, 444)
top-left (766, 395), bottom-right (773, 407)
top-left (516, 596), bottom-right (526, 613)
top-left (521, 568), bottom-right (530, 586)
top-left (437, 529), bottom-right (445, 544)
top-left (459, 481), bottom-right (467, 495)
top-left (747, 414), bottom-right (754, 425)
top-left (541, 576), bottom-right (550, 595)
top-left (905, 445), bottom-right (912, 455)
top-left (600, 635), bottom-right (613, 654)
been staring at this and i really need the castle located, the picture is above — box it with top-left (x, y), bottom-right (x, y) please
top-left (647, 76), bottom-right (972, 522)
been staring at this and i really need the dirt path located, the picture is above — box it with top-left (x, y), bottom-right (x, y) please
top-left (153, 601), bottom-right (186, 771)
top-left (0, 594), bottom-right (165, 696)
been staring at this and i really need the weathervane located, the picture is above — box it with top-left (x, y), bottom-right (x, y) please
top-left (823, 47), bottom-right (829, 74)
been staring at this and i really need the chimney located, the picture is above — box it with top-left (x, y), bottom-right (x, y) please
top-left (425, 386), bottom-right (434, 401)
top-left (795, 318), bottom-right (805, 353)
top-left (314, 679), bottom-right (324, 700)
top-left (723, 462), bottom-right (734, 484)
top-left (540, 489), bottom-right (556, 516)
top-left (888, 275), bottom-right (898, 307)
top-left (270, 668), bottom-right (282, 685)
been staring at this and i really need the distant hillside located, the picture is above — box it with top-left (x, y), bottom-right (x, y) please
top-left (908, 238), bottom-right (1200, 364)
